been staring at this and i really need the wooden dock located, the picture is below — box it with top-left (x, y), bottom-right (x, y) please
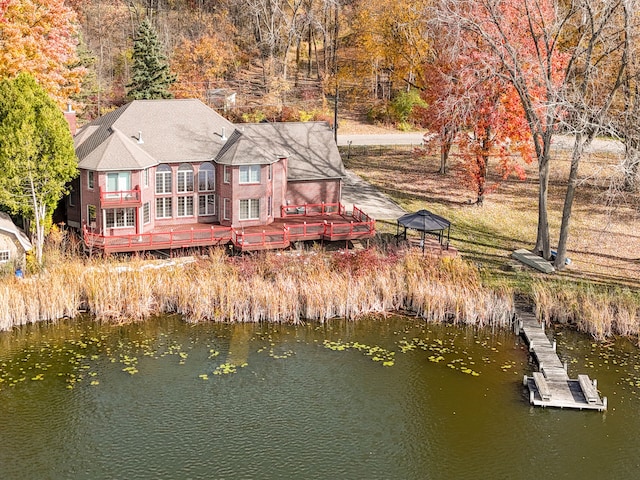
top-left (516, 309), bottom-right (607, 411)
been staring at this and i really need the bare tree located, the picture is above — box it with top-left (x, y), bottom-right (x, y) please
top-left (439, 0), bottom-right (632, 269)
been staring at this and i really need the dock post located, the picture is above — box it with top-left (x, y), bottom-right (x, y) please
top-left (593, 378), bottom-right (597, 389)
top-left (564, 361), bottom-right (568, 372)
top-left (552, 340), bottom-right (556, 351)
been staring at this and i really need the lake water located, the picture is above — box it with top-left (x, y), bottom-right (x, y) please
top-left (0, 315), bottom-right (639, 479)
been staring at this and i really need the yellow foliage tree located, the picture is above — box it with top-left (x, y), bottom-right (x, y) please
top-left (0, 0), bottom-right (85, 105)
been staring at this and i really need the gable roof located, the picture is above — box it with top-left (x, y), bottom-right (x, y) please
top-left (0, 212), bottom-right (32, 252)
top-left (74, 100), bottom-right (345, 181)
top-left (75, 99), bottom-right (235, 170)
top-left (238, 122), bottom-right (345, 180)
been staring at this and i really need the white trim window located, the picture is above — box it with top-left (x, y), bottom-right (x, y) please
top-left (88, 171), bottom-right (95, 189)
top-left (143, 202), bottom-right (150, 224)
top-left (105, 208), bottom-right (135, 228)
top-left (223, 198), bottom-right (231, 220)
top-left (177, 164), bottom-right (194, 193)
top-left (198, 162), bottom-right (215, 191)
top-left (0, 250), bottom-right (9, 263)
top-left (239, 165), bottom-right (260, 184)
top-left (177, 196), bottom-right (194, 217)
top-left (156, 164), bottom-right (172, 194)
top-left (106, 171), bottom-right (131, 192)
top-left (87, 204), bottom-right (97, 227)
top-left (143, 168), bottom-right (150, 188)
top-left (156, 197), bottom-right (172, 219)
top-left (198, 194), bottom-right (215, 216)
top-left (239, 199), bottom-right (260, 220)
top-left (223, 165), bottom-right (231, 184)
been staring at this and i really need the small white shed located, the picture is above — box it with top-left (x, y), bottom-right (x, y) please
top-left (0, 212), bottom-right (32, 267)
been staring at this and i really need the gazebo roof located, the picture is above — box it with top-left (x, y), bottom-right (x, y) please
top-left (397, 210), bottom-right (450, 232)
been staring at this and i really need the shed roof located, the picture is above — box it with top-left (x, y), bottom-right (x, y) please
top-left (0, 212), bottom-right (32, 252)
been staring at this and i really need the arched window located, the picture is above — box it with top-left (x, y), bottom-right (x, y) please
top-left (198, 162), bottom-right (215, 191)
top-left (177, 164), bottom-right (194, 193)
top-left (156, 164), bottom-right (172, 194)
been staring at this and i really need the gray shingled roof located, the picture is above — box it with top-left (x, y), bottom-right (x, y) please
top-left (75, 99), bottom-right (235, 169)
top-left (0, 212), bottom-right (32, 252)
top-left (214, 129), bottom-right (277, 165)
top-left (239, 122), bottom-right (345, 180)
top-left (74, 100), bottom-right (345, 181)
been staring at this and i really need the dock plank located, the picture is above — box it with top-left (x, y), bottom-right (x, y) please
top-left (517, 307), bottom-right (606, 411)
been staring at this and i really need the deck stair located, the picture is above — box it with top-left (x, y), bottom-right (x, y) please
top-left (517, 307), bottom-right (607, 411)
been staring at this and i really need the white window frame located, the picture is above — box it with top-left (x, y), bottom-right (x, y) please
top-left (198, 162), bottom-right (215, 192)
top-left (223, 198), bottom-right (231, 220)
top-left (143, 202), bottom-right (150, 224)
top-left (156, 165), bottom-right (172, 194)
top-left (143, 168), bottom-right (149, 188)
top-left (239, 165), bottom-right (261, 184)
top-left (177, 164), bottom-right (194, 193)
top-left (87, 171), bottom-right (94, 189)
top-left (198, 194), bottom-right (216, 216)
top-left (105, 208), bottom-right (135, 228)
top-left (0, 250), bottom-right (9, 263)
top-left (87, 204), bottom-right (97, 227)
top-left (106, 171), bottom-right (131, 192)
top-left (177, 195), bottom-right (194, 217)
top-left (239, 199), bottom-right (260, 220)
top-left (223, 165), bottom-right (231, 184)
top-left (156, 197), bottom-right (172, 219)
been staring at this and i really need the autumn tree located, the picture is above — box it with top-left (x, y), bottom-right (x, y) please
top-left (0, 74), bottom-right (78, 265)
top-left (439, 0), bottom-right (631, 269)
top-left (417, 24), bottom-right (533, 204)
top-left (352, 0), bottom-right (431, 97)
top-left (0, 0), bottom-right (85, 104)
top-left (126, 18), bottom-right (176, 100)
top-left (171, 33), bottom-right (238, 100)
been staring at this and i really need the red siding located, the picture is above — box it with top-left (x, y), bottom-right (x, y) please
top-left (286, 179), bottom-right (341, 206)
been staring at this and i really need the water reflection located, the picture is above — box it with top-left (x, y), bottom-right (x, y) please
top-left (0, 316), bottom-right (638, 479)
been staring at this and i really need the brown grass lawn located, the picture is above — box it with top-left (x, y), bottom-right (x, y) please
top-left (343, 144), bottom-right (640, 289)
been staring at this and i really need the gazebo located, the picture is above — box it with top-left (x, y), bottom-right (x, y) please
top-left (396, 209), bottom-right (451, 252)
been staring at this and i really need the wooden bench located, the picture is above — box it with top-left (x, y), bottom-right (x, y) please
top-left (532, 371), bottom-right (552, 401)
top-left (578, 374), bottom-right (599, 404)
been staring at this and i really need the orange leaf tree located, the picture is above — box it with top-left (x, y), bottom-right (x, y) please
top-left (440, 0), bottom-right (632, 268)
top-left (0, 0), bottom-right (85, 105)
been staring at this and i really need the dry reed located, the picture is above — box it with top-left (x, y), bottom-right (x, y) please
top-left (0, 247), bottom-right (516, 332)
top-left (532, 281), bottom-right (640, 341)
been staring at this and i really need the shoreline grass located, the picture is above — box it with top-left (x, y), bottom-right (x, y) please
top-left (0, 247), bottom-right (514, 332)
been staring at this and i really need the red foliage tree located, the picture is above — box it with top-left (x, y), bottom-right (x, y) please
top-left (416, 20), bottom-right (534, 205)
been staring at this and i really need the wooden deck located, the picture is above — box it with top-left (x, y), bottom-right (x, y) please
top-left (83, 204), bottom-right (376, 254)
top-left (517, 308), bottom-right (607, 411)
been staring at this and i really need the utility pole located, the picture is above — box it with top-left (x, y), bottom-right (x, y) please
top-left (333, 83), bottom-right (338, 143)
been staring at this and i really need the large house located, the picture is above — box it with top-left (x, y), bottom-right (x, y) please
top-left (66, 99), bottom-right (374, 252)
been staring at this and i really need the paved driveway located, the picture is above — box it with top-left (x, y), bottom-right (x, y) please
top-left (341, 171), bottom-right (406, 221)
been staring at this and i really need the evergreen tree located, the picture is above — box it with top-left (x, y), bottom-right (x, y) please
top-left (126, 19), bottom-right (176, 100)
top-left (0, 73), bottom-right (78, 265)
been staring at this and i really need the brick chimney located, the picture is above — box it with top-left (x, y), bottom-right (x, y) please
top-left (63, 103), bottom-right (77, 136)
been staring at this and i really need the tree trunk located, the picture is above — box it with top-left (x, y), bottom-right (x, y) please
top-left (534, 145), bottom-right (551, 260)
top-left (554, 133), bottom-right (586, 270)
top-left (623, 137), bottom-right (640, 192)
top-left (439, 126), bottom-right (453, 174)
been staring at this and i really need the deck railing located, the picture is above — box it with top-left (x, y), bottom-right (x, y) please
top-left (83, 203), bottom-right (375, 252)
top-left (84, 225), bottom-right (232, 252)
top-left (232, 228), bottom-right (290, 249)
top-left (281, 202), bottom-right (344, 217)
top-left (99, 186), bottom-right (142, 207)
